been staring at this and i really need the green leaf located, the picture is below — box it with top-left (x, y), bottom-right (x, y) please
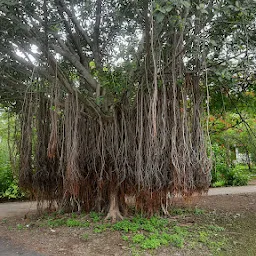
top-left (89, 61), bottom-right (96, 69)
top-left (182, 1), bottom-right (191, 8)
top-left (103, 66), bottom-right (108, 72)
top-left (165, 5), bottom-right (173, 12)
top-left (155, 13), bottom-right (165, 23)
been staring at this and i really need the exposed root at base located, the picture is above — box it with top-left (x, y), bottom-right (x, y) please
top-left (105, 190), bottom-right (123, 222)
top-left (105, 209), bottom-right (123, 222)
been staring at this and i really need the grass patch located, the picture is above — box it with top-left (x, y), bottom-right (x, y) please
top-left (93, 223), bottom-right (111, 233)
top-left (89, 211), bottom-right (102, 222)
top-left (19, 209), bottom-right (227, 255)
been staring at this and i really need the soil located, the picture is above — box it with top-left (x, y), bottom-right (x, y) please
top-left (0, 188), bottom-right (256, 256)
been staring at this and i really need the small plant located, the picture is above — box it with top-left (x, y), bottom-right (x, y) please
top-left (66, 218), bottom-right (89, 227)
top-left (168, 234), bottom-right (184, 248)
top-left (212, 180), bottom-right (226, 187)
top-left (47, 218), bottom-right (66, 227)
top-left (140, 236), bottom-right (162, 249)
top-left (173, 226), bottom-right (188, 236)
top-left (89, 211), bottom-right (102, 222)
top-left (199, 231), bottom-right (209, 243)
top-left (208, 225), bottom-right (225, 232)
top-left (17, 224), bottom-right (24, 230)
top-left (1, 218), bottom-right (7, 223)
top-left (71, 212), bottom-right (77, 219)
top-left (171, 208), bottom-right (186, 215)
top-left (122, 235), bottom-right (129, 241)
top-left (113, 219), bottom-right (140, 233)
top-left (93, 223), bottom-right (111, 233)
top-left (132, 234), bottom-right (145, 243)
top-left (194, 208), bottom-right (205, 215)
top-left (81, 233), bottom-right (89, 241)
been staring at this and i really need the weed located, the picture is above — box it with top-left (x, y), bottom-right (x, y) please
top-left (58, 209), bottom-right (65, 215)
top-left (93, 223), bottom-right (111, 233)
top-left (199, 231), bottom-right (209, 243)
top-left (89, 211), bottom-right (102, 222)
top-left (171, 208), bottom-right (186, 215)
top-left (47, 218), bottom-right (66, 227)
top-left (71, 213), bottom-right (77, 219)
top-left (130, 246), bottom-right (141, 256)
top-left (194, 208), bottom-right (205, 215)
top-left (81, 233), bottom-right (89, 241)
top-left (168, 234), bottom-right (184, 248)
top-left (122, 235), bottom-right (129, 241)
top-left (66, 218), bottom-right (89, 227)
top-left (173, 225), bottom-right (188, 236)
top-left (1, 218), bottom-right (7, 224)
top-left (16, 224), bottom-right (23, 230)
top-left (140, 237), bottom-right (161, 249)
top-left (208, 225), bottom-right (225, 232)
top-left (132, 234), bottom-right (145, 243)
top-left (113, 219), bottom-right (140, 233)
top-left (140, 222), bottom-right (155, 232)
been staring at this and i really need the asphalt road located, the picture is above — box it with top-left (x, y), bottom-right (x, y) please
top-left (0, 238), bottom-right (42, 256)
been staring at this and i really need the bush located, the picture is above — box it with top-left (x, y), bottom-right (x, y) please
top-left (0, 141), bottom-right (25, 200)
top-left (225, 169), bottom-right (249, 186)
top-left (211, 144), bottom-right (249, 187)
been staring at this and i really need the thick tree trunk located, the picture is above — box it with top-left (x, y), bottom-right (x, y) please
top-left (105, 189), bottom-right (123, 222)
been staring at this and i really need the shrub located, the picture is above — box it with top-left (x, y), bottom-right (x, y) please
top-left (211, 144), bottom-right (249, 187)
top-left (0, 138), bottom-right (25, 200)
top-left (225, 169), bottom-right (249, 186)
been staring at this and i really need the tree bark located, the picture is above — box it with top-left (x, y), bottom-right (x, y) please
top-left (105, 189), bottom-right (123, 222)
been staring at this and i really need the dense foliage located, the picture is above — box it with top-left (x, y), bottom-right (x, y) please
top-left (0, 112), bottom-right (25, 200)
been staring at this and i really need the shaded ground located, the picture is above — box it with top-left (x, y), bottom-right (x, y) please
top-left (0, 186), bottom-right (256, 256)
top-left (0, 238), bottom-right (42, 256)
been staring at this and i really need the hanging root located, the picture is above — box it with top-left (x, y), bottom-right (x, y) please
top-left (105, 191), bottom-right (123, 222)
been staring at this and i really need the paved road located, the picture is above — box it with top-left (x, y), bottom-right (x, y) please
top-left (208, 185), bottom-right (256, 196)
top-left (0, 238), bottom-right (42, 256)
top-left (0, 201), bottom-right (37, 220)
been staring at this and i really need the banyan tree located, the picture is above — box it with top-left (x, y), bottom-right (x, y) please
top-left (0, 0), bottom-right (219, 220)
